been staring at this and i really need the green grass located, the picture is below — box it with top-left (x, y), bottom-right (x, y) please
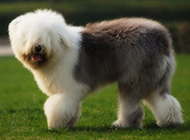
top-left (0, 55), bottom-right (190, 139)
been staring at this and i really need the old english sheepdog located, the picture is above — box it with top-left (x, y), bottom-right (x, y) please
top-left (9, 9), bottom-right (183, 129)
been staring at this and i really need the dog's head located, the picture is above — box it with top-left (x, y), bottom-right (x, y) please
top-left (8, 9), bottom-right (70, 70)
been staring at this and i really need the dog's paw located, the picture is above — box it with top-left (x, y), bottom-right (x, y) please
top-left (65, 116), bottom-right (79, 127)
top-left (157, 119), bottom-right (184, 128)
top-left (112, 120), bottom-right (129, 128)
top-left (112, 119), bottom-right (143, 129)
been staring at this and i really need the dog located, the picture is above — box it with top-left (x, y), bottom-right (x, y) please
top-left (8, 9), bottom-right (183, 129)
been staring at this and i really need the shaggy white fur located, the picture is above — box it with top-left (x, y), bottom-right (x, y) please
top-left (9, 9), bottom-right (89, 129)
top-left (144, 91), bottom-right (183, 127)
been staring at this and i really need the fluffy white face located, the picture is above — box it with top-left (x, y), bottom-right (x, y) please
top-left (8, 9), bottom-right (70, 70)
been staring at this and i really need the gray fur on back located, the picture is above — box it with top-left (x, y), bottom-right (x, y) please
top-left (73, 18), bottom-right (174, 102)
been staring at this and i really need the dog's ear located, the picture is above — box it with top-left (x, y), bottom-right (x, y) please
top-left (8, 17), bottom-right (22, 45)
top-left (58, 31), bottom-right (71, 49)
top-left (9, 20), bottom-right (18, 33)
top-left (60, 37), bottom-right (69, 49)
top-left (8, 16), bottom-right (23, 35)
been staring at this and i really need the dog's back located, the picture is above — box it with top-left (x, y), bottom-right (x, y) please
top-left (74, 18), bottom-right (174, 94)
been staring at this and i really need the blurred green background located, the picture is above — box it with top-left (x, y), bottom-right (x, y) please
top-left (0, 1), bottom-right (190, 139)
top-left (0, 0), bottom-right (190, 53)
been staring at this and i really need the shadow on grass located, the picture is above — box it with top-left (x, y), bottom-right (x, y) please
top-left (142, 121), bottom-right (190, 133)
top-left (45, 121), bottom-right (190, 135)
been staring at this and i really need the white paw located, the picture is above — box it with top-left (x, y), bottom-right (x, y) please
top-left (112, 120), bottom-right (129, 128)
top-left (157, 119), bottom-right (184, 127)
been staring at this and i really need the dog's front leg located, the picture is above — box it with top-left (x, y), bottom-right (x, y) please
top-left (65, 103), bottom-right (82, 127)
top-left (44, 93), bottom-right (81, 129)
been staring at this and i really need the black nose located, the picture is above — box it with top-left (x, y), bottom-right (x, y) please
top-left (35, 45), bottom-right (42, 52)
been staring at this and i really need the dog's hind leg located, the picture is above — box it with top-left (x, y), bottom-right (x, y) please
top-left (112, 83), bottom-right (144, 128)
top-left (144, 91), bottom-right (183, 127)
top-left (144, 56), bottom-right (183, 127)
top-left (112, 98), bottom-right (144, 128)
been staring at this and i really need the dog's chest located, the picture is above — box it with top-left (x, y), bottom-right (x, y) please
top-left (34, 70), bottom-right (89, 96)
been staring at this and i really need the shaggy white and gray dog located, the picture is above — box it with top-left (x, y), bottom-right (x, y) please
top-left (9, 9), bottom-right (183, 129)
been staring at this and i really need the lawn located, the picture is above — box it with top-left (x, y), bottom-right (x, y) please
top-left (0, 55), bottom-right (190, 139)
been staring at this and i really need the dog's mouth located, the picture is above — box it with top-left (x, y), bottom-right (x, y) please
top-left (22, 52), bottom-right (50, 69)
top-left (33, 53), bottom-right (42, 61)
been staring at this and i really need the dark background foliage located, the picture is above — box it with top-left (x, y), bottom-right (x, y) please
top-left (0, 0), bottom-right (190, 53)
